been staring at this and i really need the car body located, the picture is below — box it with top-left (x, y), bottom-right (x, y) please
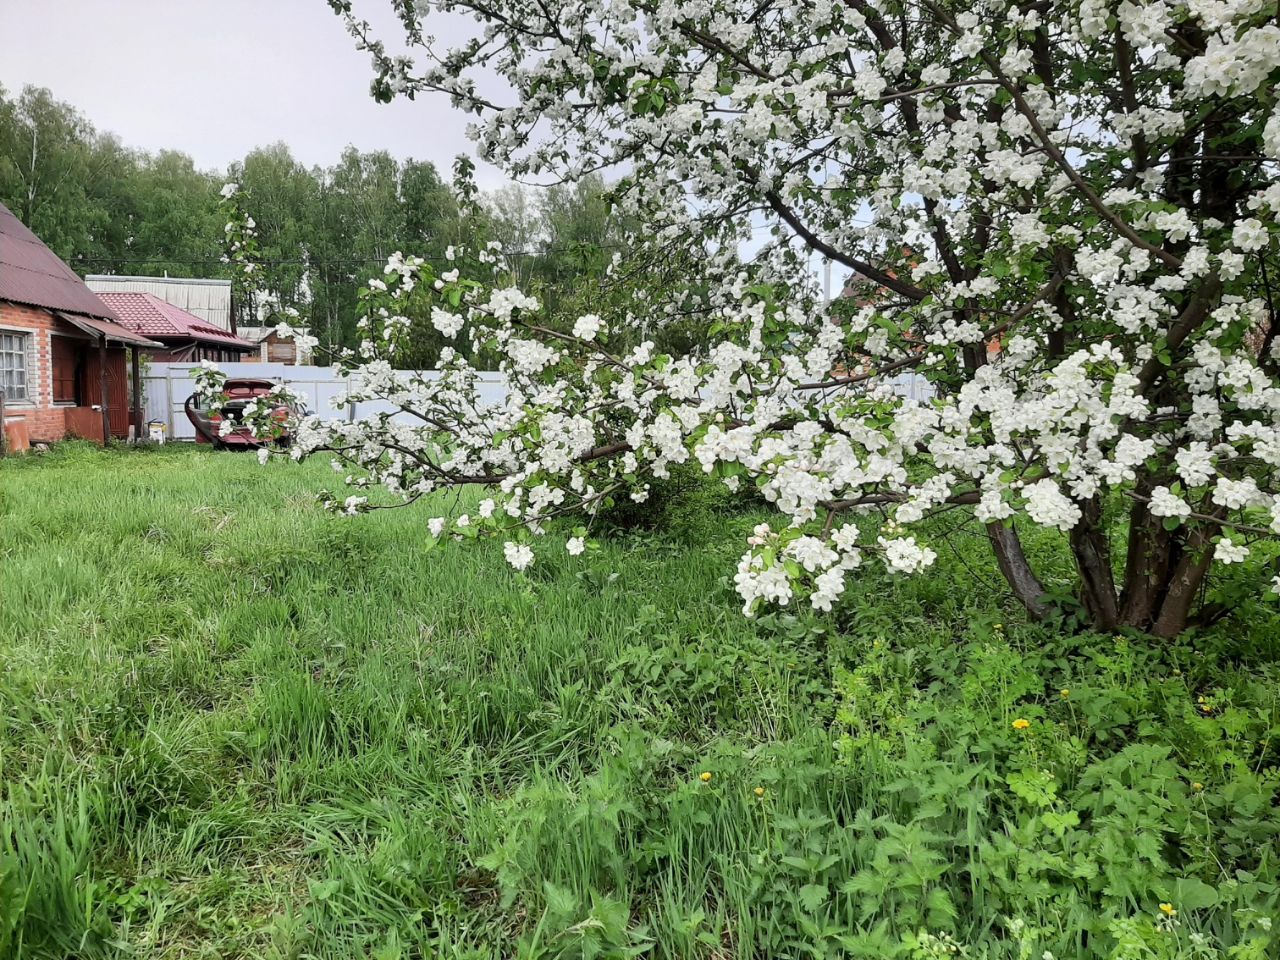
top-left (184, 377), bottom-right (304, 448)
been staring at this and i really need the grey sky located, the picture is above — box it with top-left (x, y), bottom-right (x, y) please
top-left (0, 0), bottom-right (506, 184)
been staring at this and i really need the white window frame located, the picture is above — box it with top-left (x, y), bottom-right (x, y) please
top-left (0, 328), bottom-right (33, 404)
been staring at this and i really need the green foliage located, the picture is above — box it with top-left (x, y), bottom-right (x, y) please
top-left (1, 444), bottom-right (1278, 958)
top-left (0, 85), bottom-right (225, 276)
top-left (0, 85), bottom-right (646, 359)
top-left (589, 460), bottom-right (746, 537)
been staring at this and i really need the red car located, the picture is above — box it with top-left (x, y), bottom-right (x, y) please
top-left (185, 377), bottom-right (304, 448)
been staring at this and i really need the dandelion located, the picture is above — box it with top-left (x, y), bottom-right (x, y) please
top-left (1159, 903), bottom-right (1177, 917)
top-left (1012, 718), bottom-right (1031, 731)
top-left (699, 771), bottom-right (712, 783)
top-left (754, 786), bottom-right (765, 797)
top-left (1192, 782), bottom-right (1204, 791)
top-left (1060, 688), bottom-right (1070, 697)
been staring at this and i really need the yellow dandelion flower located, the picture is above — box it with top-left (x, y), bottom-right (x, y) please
top-left (1159, 903), bottom-right (1177, 917)
top-left (1192, 782), bottom-right (1204, 791)
top-left (1060, 688), bottom-right (1070, 698)
top-left (754, 786), bottom-right (765, 797)
top-left (1012, 718), bottom-right (1031, 731)
top-left (699, 771), bottom-right (712, 783)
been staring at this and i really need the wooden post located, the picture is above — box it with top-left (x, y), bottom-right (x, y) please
top-left (0, 389), bottom-right (7, 458)
top-left (131, 345), bottom-right (143, 444)
top-left (98, 333), bottom-right (110, 447)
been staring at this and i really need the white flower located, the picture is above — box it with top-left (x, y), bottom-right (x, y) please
top-left (504, 541), bottom-right (534, 570)
top-left (572, 313), bottom-right (604, 341)
top-left (1175, 444), bottom-right (1215, 487)
top-left (428, 517), bottom-right (446, 537)
top-left (1212, 477), bottom-right (1262, 510)
top-left (811, 566), bottom-right (846, 612)
top-left (1148, 486), bottom-right (1191, 519)
top-left (219, 182), bottom-right (239, 199)
top-left (879, 536), bottom-right (937, 574)
top-left (566, 536), bottom-right (585, 555)
top-left (431, 307), bottom-right (464, 338)
top-left (1214, 536), bottom-right (1249, 564)
top-left (256, 447), bottom-right (271, 466)
top-left (1232, 218), bottom-right (1269, 252)
top-left (1023, 479), bottom-right (1082, 532)
top-left (786, 536), bottom-right (838, 573)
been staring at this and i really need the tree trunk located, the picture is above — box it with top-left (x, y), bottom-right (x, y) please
top-left (987, 521), bottom-right (1051, 620)
top-left (1118, 484), bottom-right (1179, 630)
top-left (1070, 497), bottom-right (1119, 631)
top-left (1151, 525), bottom-right (1216, 638)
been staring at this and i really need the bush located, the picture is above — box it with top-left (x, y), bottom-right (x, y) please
top-left (590, 461), bottom-right (749, 538)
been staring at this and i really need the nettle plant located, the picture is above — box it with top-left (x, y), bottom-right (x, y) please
top-left (206, 0), bottom-right (1280, 637)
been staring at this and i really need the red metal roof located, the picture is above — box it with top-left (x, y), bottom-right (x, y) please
top-left (95, 292), bottom-right (256, 351)
top-left (0, 201), bottom-right (123, 321)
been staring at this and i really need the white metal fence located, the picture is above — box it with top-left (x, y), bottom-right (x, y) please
top-left (141, 363), bottom-right (509, 441)
top-left (142, 362), bottom-right (934, 441)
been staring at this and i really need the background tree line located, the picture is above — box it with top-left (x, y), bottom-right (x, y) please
top-left (0, 84), bottom-right (630, 358)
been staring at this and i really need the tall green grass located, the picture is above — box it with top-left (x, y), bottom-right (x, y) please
top-left (1, 442), bottom-right (1277, 959)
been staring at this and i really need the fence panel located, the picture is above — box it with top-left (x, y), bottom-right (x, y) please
top-left (141, 363), bottom-right (933, 440)
top-left (141, 363), bottom-right (512, 438)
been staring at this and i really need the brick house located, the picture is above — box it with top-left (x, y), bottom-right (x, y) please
top-left (0, 202), bottom-right (160, 449)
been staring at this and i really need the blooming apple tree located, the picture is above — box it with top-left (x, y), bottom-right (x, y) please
top-left (213, 0), bottom-right (1280, 637)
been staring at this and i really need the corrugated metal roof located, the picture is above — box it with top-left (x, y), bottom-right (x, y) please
top-left (0, 202), bottom-right (122, 321)
top-left (95, 292), bottom-right (255, 351)
top-left (86, 275), bottom-right (232, 330)
top-left (55, 311), bottom-right (164, 349)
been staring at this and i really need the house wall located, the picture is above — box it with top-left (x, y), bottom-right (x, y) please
top-left (0, 300), bottom-right (132, 443)
top-left (1, 301), bottom-right (67, 441)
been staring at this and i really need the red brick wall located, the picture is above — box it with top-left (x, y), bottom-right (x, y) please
top-left (0, 300), bottom-right (132, 443)
top-left (0, 300), bottom-right (66, 442)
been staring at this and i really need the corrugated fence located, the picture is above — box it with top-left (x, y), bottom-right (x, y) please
top-left (142, 362), bottom-right (934, 441)
top-left (142, 363), bottom-right (508, 441)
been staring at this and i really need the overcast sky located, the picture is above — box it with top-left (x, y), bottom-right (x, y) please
top-left (0, 0), bottom-right (508, 184)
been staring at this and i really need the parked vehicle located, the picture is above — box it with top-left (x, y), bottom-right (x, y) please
top-left (184, 377), bottom-right (304, 449)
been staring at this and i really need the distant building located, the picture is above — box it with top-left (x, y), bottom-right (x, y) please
top-left (0, 202), bottom-right (160, 448)
top-left (94, 292), bottom-right (256, 363)
top-left (86, 275), bottom-right (233, 331)
top-left (235, 325), bottom-right (314, 366)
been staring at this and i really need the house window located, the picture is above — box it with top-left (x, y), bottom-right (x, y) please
top-left (0, 332), bottom-right (29, 401)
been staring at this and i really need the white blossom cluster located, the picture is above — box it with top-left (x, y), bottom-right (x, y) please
top-left (227, 0), bottom-right (1280, 634)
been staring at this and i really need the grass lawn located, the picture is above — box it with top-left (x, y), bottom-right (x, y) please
top-left (1, 443), bottom-right (1278, 959)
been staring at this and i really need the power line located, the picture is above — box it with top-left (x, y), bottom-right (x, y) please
top-left (70, 244), bottom-right (632, 268)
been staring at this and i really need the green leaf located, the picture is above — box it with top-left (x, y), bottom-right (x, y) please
top-left (1172, 878), bottom-right (1219, 911)
top-left (798, 884), bottom-right (829, 912)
